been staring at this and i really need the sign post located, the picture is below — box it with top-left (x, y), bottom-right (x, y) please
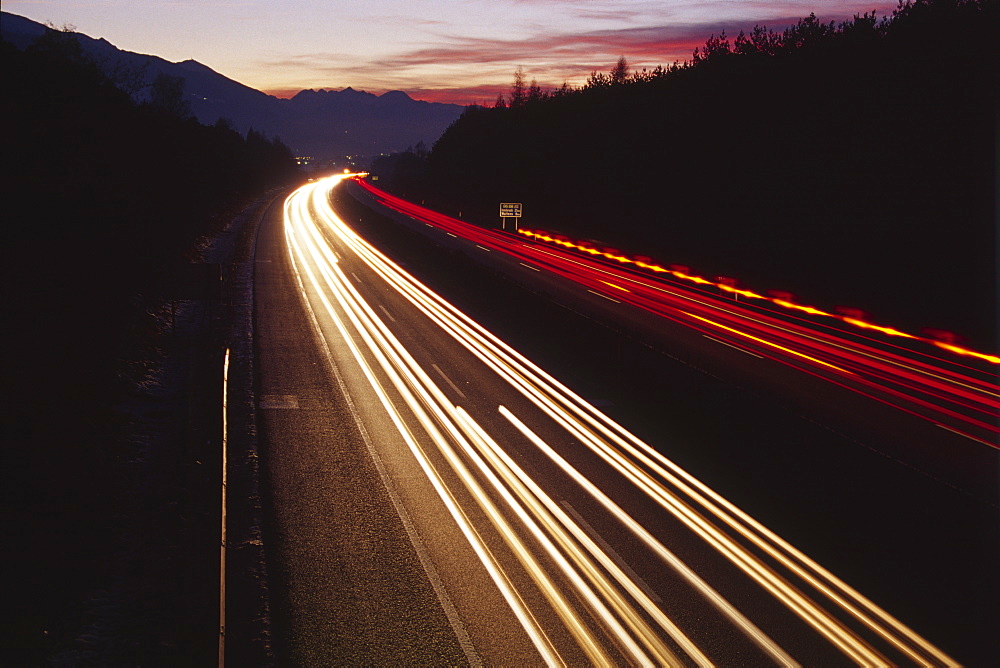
top-left (499, 202), bottom-right (522, 231)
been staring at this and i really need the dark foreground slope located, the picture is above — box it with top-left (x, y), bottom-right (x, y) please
top-left (382, 0), bottom-right (998, 353)
top-left (1, 31), bottom-right (297, 663)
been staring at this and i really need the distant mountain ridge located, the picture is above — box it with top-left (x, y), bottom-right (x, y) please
top-left (0, 12), bottom-right (464, 159)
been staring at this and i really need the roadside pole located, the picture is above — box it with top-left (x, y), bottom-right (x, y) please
top-left (219, 347), bottom-right (230, 667)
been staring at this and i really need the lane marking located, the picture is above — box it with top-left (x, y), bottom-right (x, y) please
top-left (587, 289), bottom-right (621, 304)
top-left (377, 304), bottom-right (397, 323)
top-left (561, 501), bottom-right (662, 604)
top-left (684, 311), bottom-right (851, 375)
top-left (259, 394), bottom-right (299, 409)
top-left (703, 335), bottom-right (764, 359)
top-left (432, 363), bottom-right (467, 399)
top-left (936, 423), bottom-right (992, 444)
top-left (476, 245), bottom-right (492, 252)
top-left (519, 262), bottom-right (540, 271)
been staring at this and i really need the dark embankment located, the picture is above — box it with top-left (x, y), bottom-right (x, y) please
top-left (1, 28), bottom-right (298, 664)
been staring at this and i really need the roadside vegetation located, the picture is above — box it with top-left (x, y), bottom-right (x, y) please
top-left (1, 27), bottom-right (298, 663)
top-left (373, 0), bottom-right (997, 351)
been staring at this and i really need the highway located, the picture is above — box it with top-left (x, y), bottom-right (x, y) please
top-left (254, 174), bottom-right (998, 664)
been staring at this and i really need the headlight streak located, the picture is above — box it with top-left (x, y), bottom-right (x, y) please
top-left (355, 178), bottom-right (999, 447)
top-left (284, 185), bottom-right (567, 667)
top-left (454, 406), bottom-right (697, 667)
top-left (307, 206), bottom-right (784, 658)
top-left (299, 182), bottom-right (683, 665)
top-left (451, 407), bottom-right (671, 667)
top-left (289, 177), bottom-right (959, 666)
top-left (494, 405), bottom-right (796, 668)
top-left (337, 177), bottom-right (961, 663)
top-left (470, 334), bottom-right (892, 665)
top-left (293, 180), bottom-right (723, 666)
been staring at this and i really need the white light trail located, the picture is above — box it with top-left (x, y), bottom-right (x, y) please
top-left (280, 176), bottom-right (958, 667)
top-left (285, 186), bottom-right (566, 666)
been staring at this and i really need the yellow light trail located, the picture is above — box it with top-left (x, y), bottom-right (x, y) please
top-left (683, 311), bottom-right (854, 375)
top-left (931, 341), bottom-right (1000, 365)
top-left (518, 227), bottom-right (998, 365)
top-left (599, 280), bottom-right (630, 292)
top-left (580, 253), bottom-right (998, 408)
top-left (525, 242), bottom-right (998, 405)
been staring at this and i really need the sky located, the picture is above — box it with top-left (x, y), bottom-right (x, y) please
top-left (5, 1), bottom-right (901, 105)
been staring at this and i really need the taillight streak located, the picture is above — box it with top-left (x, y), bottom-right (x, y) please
top-left (354, 179), bottom-right (998, 447)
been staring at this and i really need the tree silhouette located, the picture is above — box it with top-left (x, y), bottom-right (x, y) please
top-left (409, 0), bottom-right (997, 350)
top-left (148, 72), bottom-right (191, 118)
top-left (610, 56), bottom-right (630, 85)
top-left (509, 65), bottom-right (527, 108)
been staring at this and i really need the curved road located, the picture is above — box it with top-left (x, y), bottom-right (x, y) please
top-left (252, 176), bottom-right (988, 665)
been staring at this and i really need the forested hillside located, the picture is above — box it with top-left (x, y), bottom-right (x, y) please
top-left (1, 27), bottom-right (297, 662)
top-left (375, 0), bottom-right (997, 350)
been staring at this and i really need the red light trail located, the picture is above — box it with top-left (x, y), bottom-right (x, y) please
top-left (517, 229), bottom-right (997, 365)
top-left (353, 178), bottom-right (999, 448)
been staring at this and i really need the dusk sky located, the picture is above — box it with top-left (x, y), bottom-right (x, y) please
top-left (6, 1), bottom-right (900, 104)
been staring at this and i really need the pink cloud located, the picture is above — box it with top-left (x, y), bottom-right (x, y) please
top-left (367, 3), bottom-right (900, 90)
top-left (256, 2), bottom-right (903, 105)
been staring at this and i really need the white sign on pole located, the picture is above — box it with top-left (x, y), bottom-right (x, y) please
top-left (499, 202), bottom-right (523, 218)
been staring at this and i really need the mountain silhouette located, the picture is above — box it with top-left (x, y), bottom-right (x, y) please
top-left (1, 11), bottom-right (464, 159)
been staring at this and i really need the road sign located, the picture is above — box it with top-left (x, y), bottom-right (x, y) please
top-left (500, 202), bottom-right (522, 218)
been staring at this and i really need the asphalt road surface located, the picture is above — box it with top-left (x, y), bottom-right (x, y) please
top-left (254, 184), bottom-right (472, 665)
top-left (254, 176), bottom-right (998, 665)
